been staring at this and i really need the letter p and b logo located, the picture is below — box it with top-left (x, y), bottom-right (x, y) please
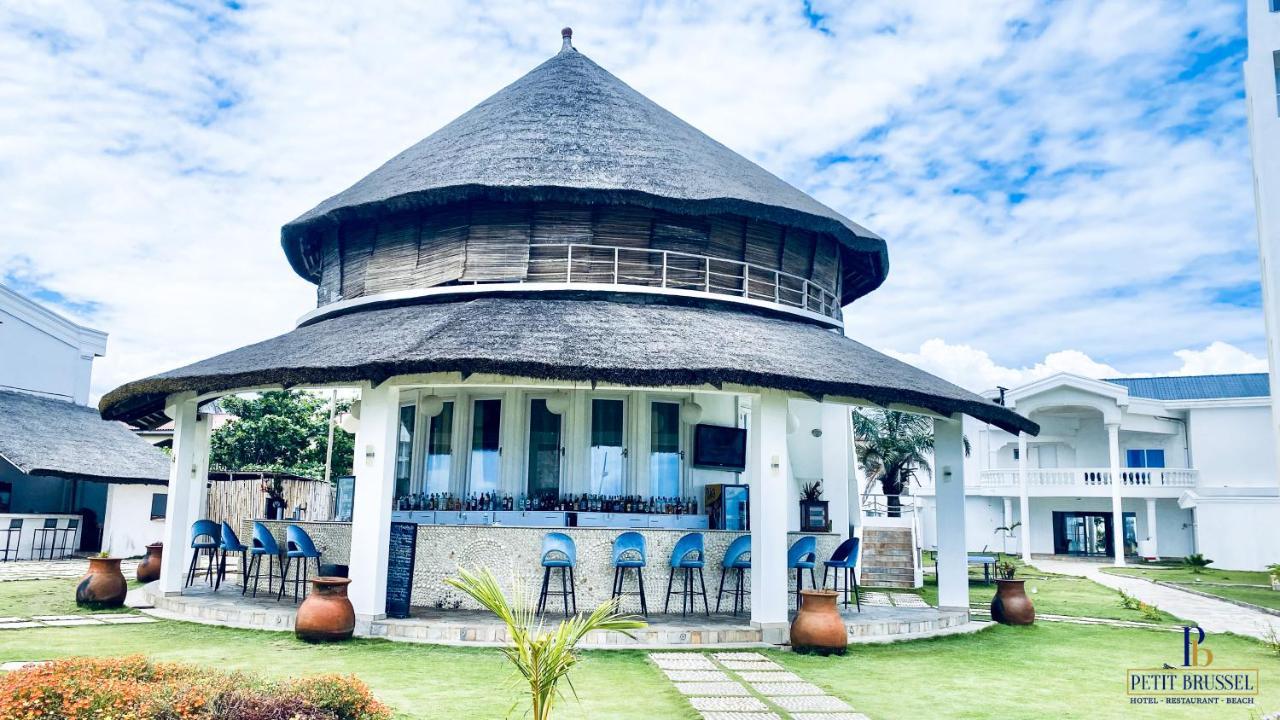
top-left (1183, 626), bottom-right (1213, 667)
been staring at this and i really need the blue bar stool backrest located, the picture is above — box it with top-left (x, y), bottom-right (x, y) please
top-left (9, 519), bottom-right (22, 530)
top-left (220, 521), bottom-right (246, 552)
top-left (541, 532), bottom-right (577, 567)
top-left (286, 524), bottom-right (320, 557)
top-left (251, 522), bottom-right (280, 555)
top-left (42, 519), bottom-right (57, 529)
top-left (670, 532), bottom-right (704, 568)
top-left (190, 520), bottom-right (220, 548)
top-left (828, 537), bottom-right (860, 568)
top-left (722, 535), bottom-right (752, 569)
top-left (612, 532), bottom-right (646, 567)
top-left (787, 536), bottom-right (817, 567)
top-left (66, 518), bottom-right (79, 529)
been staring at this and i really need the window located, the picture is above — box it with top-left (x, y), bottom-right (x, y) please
top-left (395, 404), bottom-right (416, 498)
top-left (1274, 51), bottom-right (1280, 115)
top-left (469, 398), bottom-right (502, 493)
top-left (0, 481), bottom-right (10, 513)
top-left (526, 399), bottom-right (563, 498)
top-left (422, 401), bottom-right (454, 495)
top-left (1125, 449), bottom-right (1166, 469)
top-left (649, 401), bottom-right (682, 497)
top-left (590, 398), bottom-right (626, 495)
top-left (150, 493), bottom-right (167, 520)
top-left (1272, 0), bottom-right (1280, 12)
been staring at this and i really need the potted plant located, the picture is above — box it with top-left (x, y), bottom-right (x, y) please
top-left (76, 552), bottom-right (128, 608)
top-left (799, 480), bottom-right (829, 533)
top-left (989, 559), bottom-right (1034, 625)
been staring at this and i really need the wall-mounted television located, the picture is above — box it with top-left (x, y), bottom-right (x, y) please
top-left (692, 424), bottom-right (747, 472)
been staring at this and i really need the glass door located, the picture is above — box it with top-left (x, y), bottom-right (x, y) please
top-left (423, 401), bottom-right (454, 494)
top-left (590, 398), bottom-right (626, 495)
top-left (649, 401), bottom-right (682, 497)
top-left (468, 399), bottom-right (502, 494)
top-left (394, 404), bottom-right (416, 499)
top-left (527, 398), bottom-right (563, 500)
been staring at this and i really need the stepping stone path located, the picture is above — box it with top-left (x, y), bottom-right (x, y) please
top-left (0, 558), bottom-right (140, 582)
top-left (0, 613), bottom-right (155, 630)
top-left (650, 651), bottom-right (870, 720)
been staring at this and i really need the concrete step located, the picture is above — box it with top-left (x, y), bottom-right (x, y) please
top-left (862, 579), bottom-right (916, 589)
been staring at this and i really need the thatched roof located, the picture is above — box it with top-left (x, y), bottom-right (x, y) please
top-left (100, 295), bottom-right (1035, 435)
top-left (0, 389), bottom-right (169, 485)
top-left (281, 32), bottom-right (889, 301)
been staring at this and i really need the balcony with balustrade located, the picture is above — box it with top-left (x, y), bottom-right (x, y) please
top-left (973, 467), bottom-right (1199, 497)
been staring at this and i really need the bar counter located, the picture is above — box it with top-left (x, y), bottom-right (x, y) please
top-left (245, 519), bottom-right (838, 614)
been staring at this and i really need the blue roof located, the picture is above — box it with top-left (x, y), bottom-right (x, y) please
top-left (1104, 373), bottom-right (1270, 401)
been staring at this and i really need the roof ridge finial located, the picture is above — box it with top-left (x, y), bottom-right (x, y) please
top-left (560, 27), bottom-right (574, 53)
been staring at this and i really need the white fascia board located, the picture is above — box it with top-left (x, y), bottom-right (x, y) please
top-left (1005, 372), bottom-right (1130, 408)
top-left (1162, 397), bottom-right (1271, 410)
top-left (0, 284), bottom-right (107, 357)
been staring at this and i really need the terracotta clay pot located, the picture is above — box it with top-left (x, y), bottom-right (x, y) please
top-left (295, 577), bottom-right (355, 643)
top-left (990, 578), bottom-right (1035, 625)
top-left (76, 557), bottom-right (128, 609)
top-left (790, 589), bottom-right (847, 655)
top-left (136, 543), bottom-right (163, 583)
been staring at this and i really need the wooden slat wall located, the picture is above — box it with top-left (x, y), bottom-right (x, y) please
top-left (706, 215), bottom-right (746, 296)
top-left (461, 202), bottom-right (531, 282)
top-left (529, 203), bottom-right (591, 282)
top-left (317, 229), bottom-right (343, 304)
top-left (364, 213), bottom-right (421, 295)
top-left (415, 206), bottom-right (468, 287)
top-left (811, 236), bottom-right (838, 291)
top-left (592, 206), bottom-right (653, 284)
top-left (744, 219), bottom-right (783, 300)
top-left (205, 478), bottom-right (334, 527)
top-left (340, 221), bottom-right (376, 298)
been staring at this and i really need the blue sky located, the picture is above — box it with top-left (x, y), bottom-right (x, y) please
top-left (0, 0), bottom-right (1268, 397)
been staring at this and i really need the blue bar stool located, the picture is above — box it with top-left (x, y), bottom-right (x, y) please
top-left (716, 535), bottom-right (751, 616)
top-left (279, 524), bottom-right (323, 603)
top-left (823, 536), bottom-right (862, 611)
top-left (185, 520), bottom-right (221, 588)
top-left (664, 532), bottom-right (708, 616)
top-left (56, 518), bottom-right (80, 558)
top-left (788, 536), bottom-right (817, 607)
top-left (537, 532), bottom-right (578, 617)
top-left (245, 522), bottom-right (282, 598)
top-left (610, 532), bottom-right (648, 617)
top-left (33, 519), bottom-right (59, 560)
top-left (1, 519), bottom-right (21, 561)
top-left (215, 521), bottom-right (248, 591)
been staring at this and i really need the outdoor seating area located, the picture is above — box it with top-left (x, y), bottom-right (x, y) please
top-left (0, 515), bottom-right (84, 562)
top-left (182, 520), bottom-right (326, 605)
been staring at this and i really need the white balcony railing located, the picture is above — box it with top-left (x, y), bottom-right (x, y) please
top-left (525, 243), bottom-right (842, 321)
top-left (977, 467), bottom-right (1198, 490)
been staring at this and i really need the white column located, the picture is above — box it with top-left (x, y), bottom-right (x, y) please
top-left (348, 382), bottom-right (401, 621)
top-left (1002, 497), bottom-right (1014, 555)
top-left (749, 391), bottom-right (790, 632)
top-left (934, 417), bottom-right (969, 610)
top-left (1017, 432), bottom-right (1031, 562)
top-left (1106, 422), bottom-right (1125, 566)
top-left (185, 413), bottom-right (211, 526)
top-left (1145, 497), bottom-right (1159, 560)
top-left (821, 402), bottom-right (851, 540)
top-left (158, 394), bottom-right (200, 596)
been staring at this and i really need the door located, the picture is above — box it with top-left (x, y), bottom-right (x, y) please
top-left (468, 398), bottom-right (502, 494)
top-left (527, 398), bottom-right (563, 500)
top-left (1054, 511), bottom-right (1137, 556)
top-left (590, 398), bottom-right (626, 495)
top-left (423, 401), bottom-right (455, 495)
top-left (648, 400), bottom-right (682, 497)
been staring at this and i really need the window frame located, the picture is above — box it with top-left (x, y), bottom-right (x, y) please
top-left (149, 492), bottom-right (168, 521)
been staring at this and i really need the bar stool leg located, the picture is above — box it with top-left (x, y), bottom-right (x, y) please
top-left (716, 568), bottom-right (726, 613)
top-left (637, 568), bottom-right (648, 617)
top-left (537, 567), bottom-right (550, 614)
top-left (664, 569), bottom-right (675, 614)
top-left (560, 567), bottom-right (569, 617)
top-left (698, 567), bottom-right (709, 616)
top-left (185, 547), bottom-right (200, 588)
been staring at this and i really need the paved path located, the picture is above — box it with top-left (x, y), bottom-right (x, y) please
top-left (651, 651), bottom-right (868, 720)
top-left (0, 558), bottom-right (140, 582)
top-left (0, 613), bottom-right (156, 630)
top-left (1031, 558), bottom-right (1280, 641)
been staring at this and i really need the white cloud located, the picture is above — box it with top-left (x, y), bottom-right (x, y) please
top-left (0, 1), bottom-right (1264, 403)
top-left (886, 338), bottom-right (1268, 393)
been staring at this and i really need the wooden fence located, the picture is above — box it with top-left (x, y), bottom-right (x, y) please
top-left (204, 474), bottom-right (334, 526)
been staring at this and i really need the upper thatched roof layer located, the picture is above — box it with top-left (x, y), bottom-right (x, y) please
top-left (281, 40), bottom-right (888, 297)
top-left (0, 389), bottom-right (169, 484)
top-left (100, 295), bottom-right (1035, 435)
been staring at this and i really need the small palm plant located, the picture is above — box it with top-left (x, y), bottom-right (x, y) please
top-left (1183, 553), bottom-right (1213, 574)
top-left (446, 567), bottom-right (646, 720)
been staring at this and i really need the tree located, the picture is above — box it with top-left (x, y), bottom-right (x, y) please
top-left (210, 390), bottom-right (354, 481)
top-left (851, 408), bottom-right (969, 517)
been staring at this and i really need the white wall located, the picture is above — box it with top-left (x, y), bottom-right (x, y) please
top-left (102, 483), bottom-right (166, 557)
top-left (1188, 405), bottom-right (1278, 487)
top-left (0, 306), bottom-right (95, 403)
top-left (1191, 497), bottom-right (1280, 571)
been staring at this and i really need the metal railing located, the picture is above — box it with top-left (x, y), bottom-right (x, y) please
top-left (977, 468), bottom-right (1198, 489)
top-left (861, 492), bottom-right (919, 518)
top-left (524, 243), bottom-right (842, 320)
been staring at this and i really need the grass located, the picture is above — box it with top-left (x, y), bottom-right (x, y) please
top-left (0, 578), bottom-right (142, 617)
top-left (1105, 565), bottom-right (1280, 612)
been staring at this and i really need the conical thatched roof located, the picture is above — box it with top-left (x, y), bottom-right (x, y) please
top-left (281, 31), bottom-right (888, 298)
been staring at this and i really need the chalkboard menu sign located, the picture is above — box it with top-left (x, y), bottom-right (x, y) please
top-left (385, 521), bottom-right (418, 619)
top-left (335, 476), bottom-right (355, 522)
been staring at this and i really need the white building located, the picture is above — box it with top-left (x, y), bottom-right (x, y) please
top-left (917, 372), bottom-right (1280, 571)
top-left (0, 283), bottom-right (168, 557)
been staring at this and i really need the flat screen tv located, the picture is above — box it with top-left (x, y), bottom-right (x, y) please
top-left (693, 424), bottom-right (747, 472)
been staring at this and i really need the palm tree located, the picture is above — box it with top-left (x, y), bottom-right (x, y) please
top-left (445, 567), bottom-right (646, 720)
top-left (852, 408), bottom-right (969, 517)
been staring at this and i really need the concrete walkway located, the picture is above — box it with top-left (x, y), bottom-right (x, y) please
top-left (1031, 558), bottom-right (1280, 641)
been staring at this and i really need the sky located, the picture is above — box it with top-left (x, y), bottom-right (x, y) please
top-left (0, 0), bottom-right (1269, 400)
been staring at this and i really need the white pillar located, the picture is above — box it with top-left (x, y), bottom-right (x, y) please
top-left (158, 394), bottom-right (200, 595)
top-left (1106, 422), bottom-right (1125, 567)
top-left (185, 413), bottom-right (211, 526)
top-left (348, 382), bottom-right (401, 621)
top-left (1002, 496), bottom-right (1014, 555)
top-left (934, 417), bottom-right (969, 610)
top-left (821, 402), bottom-right (851, 540)
top-left (1145, 497), bottom-right (1159, 560)
top-left (1017, 432), bottom-right (1031, 562)
top-left (749, 391), bottom-right (790, 632)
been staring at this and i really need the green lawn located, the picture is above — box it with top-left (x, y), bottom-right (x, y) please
top-left (0, 578), bottom-right (142, 617)
top-left (1105, 565), bottom-right (1280, 612)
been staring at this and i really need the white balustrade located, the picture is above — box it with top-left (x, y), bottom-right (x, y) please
top-left (977, 467), bottom-right (1198, 490)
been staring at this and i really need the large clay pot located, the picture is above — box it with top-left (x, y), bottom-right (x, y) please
top-left (76, 557), bottom-right (128, 609)
top-left (790, 589), bottom-right (847, 655)
top-left (990, 578), bottom-right (1035, 625)
top-left (136, 543), bottom-right (163, 583)
top-left (295, 577), bottom-right (355, 643)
